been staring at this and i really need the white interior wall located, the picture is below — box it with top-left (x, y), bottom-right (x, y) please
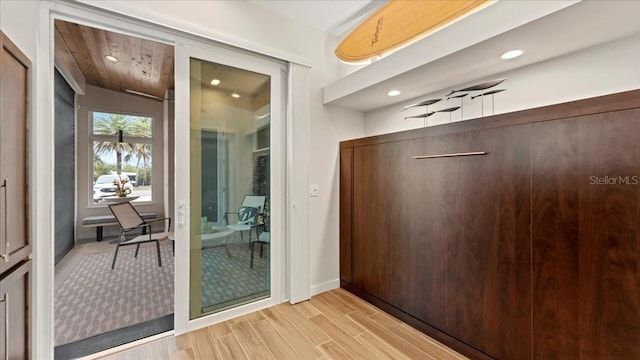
top-left (0, 1), bottom-right (38, 60)
top-left (365, 34), bottom-right (640, 136)
top-left (309, 33), bottom-right (366, 292)
top-left (76, 85), bottom-right (166, 240)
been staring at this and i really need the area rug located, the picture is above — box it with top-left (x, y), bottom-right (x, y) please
top-left (54, 239), bottom-right (270, 346)
top-left (201, 242), bottom-right (270, 313)
top-left (54, 242), bottom-right (175, 346)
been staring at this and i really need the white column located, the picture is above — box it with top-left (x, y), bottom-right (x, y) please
top-left (287, 62), bottom-right (311, 303)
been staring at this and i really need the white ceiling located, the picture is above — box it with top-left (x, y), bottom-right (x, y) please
top-left (249, 0), bottom-right (385, 36)
top-left (252, 0), bottom-right (640, 113)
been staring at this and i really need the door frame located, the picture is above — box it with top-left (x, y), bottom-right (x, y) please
top-left (174, 42), bottom-right (286, 332)
top-left (34, 2), bottom-right (311, 358)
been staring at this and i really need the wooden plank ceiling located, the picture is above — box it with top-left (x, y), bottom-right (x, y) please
top-left (55, 19), bottom-right (270, 110)
top-left (55, 19), bottom-right (174, 100)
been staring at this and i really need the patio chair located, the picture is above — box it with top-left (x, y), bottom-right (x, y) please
top-left (108, 201), bottom-right (171, 269)
top-left (250, 216), bottom-right (270, 269)
top-left (224, 195), bottom-right (265, 246)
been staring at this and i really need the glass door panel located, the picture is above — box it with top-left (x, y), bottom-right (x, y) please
top-left (188, 58), bottom-right (272, 319)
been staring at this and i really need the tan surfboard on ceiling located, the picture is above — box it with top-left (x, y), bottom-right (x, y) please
top-left (335, 0), bottom-right (492, 63)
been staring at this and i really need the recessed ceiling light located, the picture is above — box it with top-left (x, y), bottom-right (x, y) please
top-left (210, 79), bottom-right (221, 86)
top-left (231, 93), bottom-right (240, 98)
top-left (105, 55), bottom-right (118, 62)
top-left (500, 49), bottom-right (524, 60)
top-left (387, 90), bottom-right (401, 97)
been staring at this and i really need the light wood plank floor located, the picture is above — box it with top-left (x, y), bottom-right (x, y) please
top-left (97, 289), bottom-right (467, 360)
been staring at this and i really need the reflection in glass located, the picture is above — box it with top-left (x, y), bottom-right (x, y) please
top-left (189, 58), bottom-right (271, 318)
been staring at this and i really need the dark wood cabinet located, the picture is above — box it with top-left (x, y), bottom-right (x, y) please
top-left (340, 90), bottom-right (640, 360)
top-left (1, 30), bottom-right (31, 360)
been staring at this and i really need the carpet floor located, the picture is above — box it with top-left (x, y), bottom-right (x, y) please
top-left (54, 237), bottom-right (269, 346)
top-left (201, 241), bottom-right (270, 313)
top-left (54, 242), bottom-right (175, 346)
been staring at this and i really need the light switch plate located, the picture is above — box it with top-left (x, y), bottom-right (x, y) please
top-left (310, 184), bottom-right (319, 197)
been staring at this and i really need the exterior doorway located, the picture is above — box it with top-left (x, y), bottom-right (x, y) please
top-left (53, 19), bottom-right (176, 358)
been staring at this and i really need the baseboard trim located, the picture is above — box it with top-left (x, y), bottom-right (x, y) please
top-left (310, 278), bottom-right (340, 297)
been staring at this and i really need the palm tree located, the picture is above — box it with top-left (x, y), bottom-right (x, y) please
top-left (129, 119), bottom-right (152, 182)
top-left (92, 155), bottom-right (114, 180)
top-left (93, 113), bottom-right (136, 174)
top-left (93, 113), bottom-right (152, 175)
top-left (132, 143), bottom-right (152, 185)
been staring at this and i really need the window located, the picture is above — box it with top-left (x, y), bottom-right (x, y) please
top-left (90, 111), bottom-right (153, 204)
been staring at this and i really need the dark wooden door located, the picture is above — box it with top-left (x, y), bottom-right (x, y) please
top-left (445, 126), bottom-right (532, 359)
top-left (532, 110), bottom-right (640, 359)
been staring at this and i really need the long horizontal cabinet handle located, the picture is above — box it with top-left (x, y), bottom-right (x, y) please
top-left (412, 151), bottom-right (488, 159)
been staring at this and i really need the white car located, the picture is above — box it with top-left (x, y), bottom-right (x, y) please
top-left (93, 174), bottom-right (134, 202)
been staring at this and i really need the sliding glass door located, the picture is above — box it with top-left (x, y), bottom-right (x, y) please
top-left (174, 43), bottom-right (285, 332)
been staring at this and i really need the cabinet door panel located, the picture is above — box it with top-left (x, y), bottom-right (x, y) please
top-left (403, 136), bottom-right (450, 330)
top-left (446, 126), bottom-right (532, 359)
top-left (353, 142), bottom-right (413, 305)
top-left (531, 118), bottom-right (580, 359)
top-left (0, 31), bottom-right (30, 274)
top-left (576, 110), bottom-right (639, 359)
top-left (0, 260), bottom-right (30, 360)
top-left (532, 110), bottom-right (640, 360)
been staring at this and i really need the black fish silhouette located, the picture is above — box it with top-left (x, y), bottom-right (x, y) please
top-left (447, 93), bottom-right (468, 100)
top-left (471, 89), bottom-right (506, 100)
top-left (401, 98), bottom-right (441, 111)
top-left (404, 112), bottom-right (436, 119)
top-left (445, 78), bottom-right (505, 96)
top-left (436, 106), bottom-right (461, 113)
